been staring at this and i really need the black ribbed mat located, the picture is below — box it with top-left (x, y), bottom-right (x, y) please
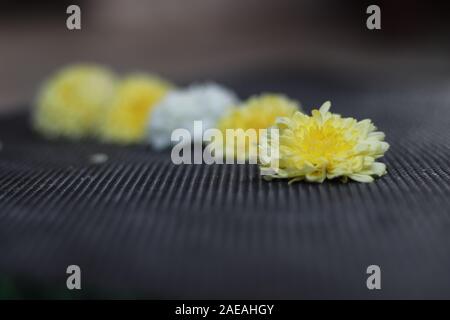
top-left (0, 77), bottom-right (449, 298)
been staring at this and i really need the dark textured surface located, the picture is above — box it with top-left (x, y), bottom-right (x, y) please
top-left (0, 77), bottom-right (450, 299)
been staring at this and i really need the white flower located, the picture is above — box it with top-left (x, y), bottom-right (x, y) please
top-left (148, 83), bottom-right (239, 149)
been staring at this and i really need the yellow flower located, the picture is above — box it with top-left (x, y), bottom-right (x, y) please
top-left (259, 101), bottom-right (389, 183)
top-left (34, 64), bottom-right (117, 139)
top-left (216, 94), bottom-right (300, 160)
top-left (98, 74), bottom-right (172, 144)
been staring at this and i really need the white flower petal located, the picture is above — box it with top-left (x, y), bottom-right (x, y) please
top-left (148, 83), bottom-right (238, 149)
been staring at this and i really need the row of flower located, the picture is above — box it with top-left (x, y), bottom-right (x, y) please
top-left (33, 64), bottom-right (389, 183)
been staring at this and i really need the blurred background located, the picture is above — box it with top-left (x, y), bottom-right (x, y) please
top-left (1, 0), bottom-right (450, 113)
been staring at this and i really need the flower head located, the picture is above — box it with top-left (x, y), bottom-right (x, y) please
top-left (33, 64), bottom-right (117, 139)
top-left (148, 83), bottom-right (238, 149)
top-left (259, 101), bottom-right (389, 183)
top-left (98, 74), bottom-right (172, 144)
top-left (216, 94), bottom-right (300, 160)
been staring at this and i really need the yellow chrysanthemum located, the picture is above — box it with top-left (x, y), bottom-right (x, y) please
top-left (259, 101), bottom-right (389, 183)
top-left (216, 94), bottom-right (300, 160)
top-left (98, 74), bottom-right (172, 144)
top-left (34, 64), bottom-right (117, 139)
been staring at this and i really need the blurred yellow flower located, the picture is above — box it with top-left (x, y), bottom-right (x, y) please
top-left (216, 94), bottom-right (300, 160)
top-left (259, 101), bottom-right (389, 183)
top-left (34, 64), bottom-right (117, 139)
top-left (98, 74), bottom-right (172, 144)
